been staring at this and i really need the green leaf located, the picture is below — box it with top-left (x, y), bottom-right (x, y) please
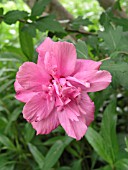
top-left (43, 140), bottom-right (64, 170)
top-left (95, 165), bottom-right (112, 170)
top-left (0, 134), bottom-right (15, 150)
top-left (23, 123), bottom-right (35, 143)
top-left (22, 23), bottom-right (36, 37)
top-left (4, 10), bottom-right (28, 25)
top-left (43, 137), bottom-right (72, 170)
top-left (112, 17), bottom-right (128, 32)
top-left (57, 167), bottom-right (71, 170)
top-left (28, 143), bottom-right (44, 169)
top-left (101, 60), bottom-right (128, 89)
top-left (100, 101), bottom-right (118, 163)
top-left (5, 107), bottom-right (21, 133)
top-left (0, 8), bottom-right (4, 15)
top-left (94, 86), bottom-right (113, 116)
top-left (76, 39), bottom-right (88, 59)
top-left (71, 16), bottom-right (92, 30)
top-left (36, 15), bottom-right (65, 33)
top-left (85, 127), bottom-right (110, 163)
top-left (0, 79), bottom-right (14, 93)
top-left (98, 26), bottom-right (123, 52)
top-left (0, 164), bottom-right (15, 170)
top-left (19, 22), bottom-right (34, 61)
top-left (0, 118), bottom-right (7, 133)
top-left (71, 160), bottom-right (82, 170)
top-left (0, 155), bottom-right (10, 168)
top-left (115, 159), bottom-right (128, 170)
top-left (0, 8), bottom-right (4, 23)
top-left (31, 0), bottom-right (51, 17)
top-left (43, 136), bottom-right (68, 146)
top-left (125, 137), bottom-right (128, 152)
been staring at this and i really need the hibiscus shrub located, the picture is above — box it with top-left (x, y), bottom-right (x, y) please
top-left (0, 0), bottom-right (128, 170)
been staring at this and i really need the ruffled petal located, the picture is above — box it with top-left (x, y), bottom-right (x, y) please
top-left (74, 70), bottom-right (112, 92)
top-left (23, 93), bottom-right (55, 122)
top-left (32, 109), bottom-right (59, 135)
top-left (36, 37), bottom-right (77, 77)
top-left (67, 76), bottom-right (87, 90)
top-left (77, 91), bottom-right (95, 126)
top-left (16, 62), bottom-right (50, 91)
top-left (72, 59), bottom-right (101, 75)
top-left (36, 37), bottom-right (54, 58)
top-left (58, 101), bottom-right (87, 140)
top-left (14, 80), bottom-right (37, 103)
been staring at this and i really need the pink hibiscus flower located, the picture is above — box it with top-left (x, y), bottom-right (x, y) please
top-left (14, 37), bottom-right (112, 140)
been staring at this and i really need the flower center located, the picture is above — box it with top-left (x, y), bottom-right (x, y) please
top-left (52, 78), bottom-right (81, 111)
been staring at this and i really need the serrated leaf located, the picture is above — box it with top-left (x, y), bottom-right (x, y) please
top-left (98, 26), bottom-right (123, 52)
top-left (71, 16), bottom-right (92, 30)
top-left (4, 10), bottom-right (28, 25)
top-left (28, 143), bottom-right (44, 169)
top-left (76, 40), bottom-right (88, 59)
top-left (101, 60), bottom-right (128, 89)
top-left (36, 15), bottom-right (65, 33)
top-left (112, 17), bottom-right (128, 32)
top-left (19, 22), bottom-right (34, 61)
top-left (31, 0), bottom-right (51, 17)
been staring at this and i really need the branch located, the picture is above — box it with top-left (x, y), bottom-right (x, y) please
top-left (47, 0), bottom-right (74, 20)
top-left (65, 27), bottom-right (97, 36)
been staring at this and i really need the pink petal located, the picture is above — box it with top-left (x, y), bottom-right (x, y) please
top-left (67, 76), bottom-right (87, 90)
top-left (32, 109), bottom-right (59, 135)
top-left (72, 59), bottom-right (101, 75)
top-left (74, 70), bottom-right (112, 92)
top-left (23, 93), bottom-right (55, 122)
top-left (14, 80), bottom-right (37, 103)
top-left (55, 41), bottom-right (76, 76)
top-left (36, 37), bottom-right (54, 58)
top-left (58, 101), bottom-right (87, 140)
top-left (77, 91), bottom-right (95, 126)
top-left (36, 37), bottom-right (77, 77)
top-left (16, 62), bottom-right (50, 91)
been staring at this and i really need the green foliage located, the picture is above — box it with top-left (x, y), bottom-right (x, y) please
top-left (86, 101), bottom-right (128, 169)
top-left (31, 0), bottom-right (51, 17)
top-left (0, 0), bottom-right (128, 169)
top-left (28, 143), bottom-right (45, 169)
top-left (71, 16), bottom-right (92, 30)
top-left (35, 15), bottom-right (65, 33)
top-left (75, 40), bottom-right (89, 59)
top-left (4, 10), bottom-right (28, 25)
top-left (19, 22), bottom-right (34, 60)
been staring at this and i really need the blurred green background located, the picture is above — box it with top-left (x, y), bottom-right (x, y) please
top-left (0, 0), bottom-right (128, 170)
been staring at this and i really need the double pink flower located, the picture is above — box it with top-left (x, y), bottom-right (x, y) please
top-left (14, 37), bottom-right (111, 140)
